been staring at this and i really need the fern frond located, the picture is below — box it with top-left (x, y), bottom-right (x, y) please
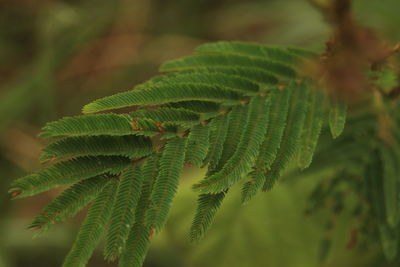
top-left (10, 40), bottom-right (364, 267)
top-left (185, 124), bottom-right (210, 167)
top-left (202, 115), bottom-right (229, 169)
top-left (142, 72), bottom-right (260, 94)
top-left (9, 156), bottom-right (130, 198)
top-left (83, 83), bottom-right (243, 114)
top-left (135, 155), bottom-right (160, 221)
top-left (29, 175), bottom-right (110, 235)
top-left (241, 172), bottom-right (266, 203)
top-left (40, 114), bottom-right (161, 138)
top-left (189, 192), bottom-right (226, 242)
top-left (194, 95), bottom-right (270, 193)
top-left (180, 66), bottom-right (279, 85)
top-left (211, 105), bottom-right (249, 173)
top-left (160, 54), bottom-right (296, 78)
top-left (165, 101), bottom-right (221, 122)
top-left (145, 137), bottom-right (187, 231)
top-left (254, 87), bottom-right (292, 170)
top-left (167, 101), bottom-right (220, 113)
top-left (195, 41), bottom-right (302, 64)
top-left (104, 166), bottom-right (144, 262)
top-left (188, 105), bottom-right (250, 236)
top-left (329, 97), bottom-right (347, 139)
top-left (119, 224), bottom-right (151, 267)
top-left (297, 87), bottom-right (327, 169)
top-left (263, 82), bottom-right (309, 191)
top-left (240, 87), bottom-right (292, 201)
top-left (40, 135), bottom-right (153, 162)
top-left (130, 107), bottom-right (201, 127)
top-left (119, 156), bottom-right (160, 267)
top-left (62, 179), bottom-right (118, 267)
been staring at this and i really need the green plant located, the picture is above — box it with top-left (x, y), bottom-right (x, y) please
top-left (8, 2), bottom-right (400, 267)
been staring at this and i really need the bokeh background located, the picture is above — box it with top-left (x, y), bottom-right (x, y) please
top-left (0, 0), bottom-right (399, 266)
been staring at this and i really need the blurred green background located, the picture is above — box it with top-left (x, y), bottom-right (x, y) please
top-left (0, 0), bottom-right (399, 266)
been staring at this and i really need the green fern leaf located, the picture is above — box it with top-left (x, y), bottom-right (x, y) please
top-left (241, 172), bottom-right (266, 203)
top-left (119, 224), bottom-right (151, 267)
top-left (160, 54), bottom-right (296, 78)
top-left (135, 155), bottom-right (160, 221)
top-left (329, 97), bottom-right (347, 139)
top-left (240, 88), bottom-right (292, 201)
top-left (119, 156), bottom-right (160, 267)
top-left (189, 192), bottom-right (226, 242)
top-left (178, 66), bottom-right (279, 85)
top-left (167, 101), bottom-right (220, 113)
top-left (187, 106), bottom-right (249, 236)
top-left (9, 40), bottom-right (362, 267)
top-left (211, 105), bottom-right (249, 173)
top-left (142, 72), bottom-right (260, 94)
top-left (202, 115), bottom-right (229, 170)
top-left (62, 179), bottom-right (118, 267)
top-left (165, 101), bottom-right (221, 121)
top-left (131, 107), bottom-right (201, 127)
top-left (40, 135), bottom-right (153, 162)
top-left (194, 95), bottom-right (270, 193)
top-left (145, 137), bottom-right (187, 230)
top-left (9, 156), bottom-right (130, 198)
top-left (254, 87), bottom-right (293, 170)
top-left (263, 82), bottom-right (309, 191)
top-left (29, 175), bottom-right (110, 235)
top-left (40, 114), bottom-right (161, 138)
top-left (83, 83), bottom-right (243, 114)
top-left (185, 124), bottom-right (210, 167)
top-left (297, 87), bottom-right (327, 169)
top-left (104, 166), bottom-right (144, 261)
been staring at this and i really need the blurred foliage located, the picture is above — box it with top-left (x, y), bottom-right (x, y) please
top-left (0, 0), bottom-right (399, 266)
top-left (159, 169), bottom-right (377, 267)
